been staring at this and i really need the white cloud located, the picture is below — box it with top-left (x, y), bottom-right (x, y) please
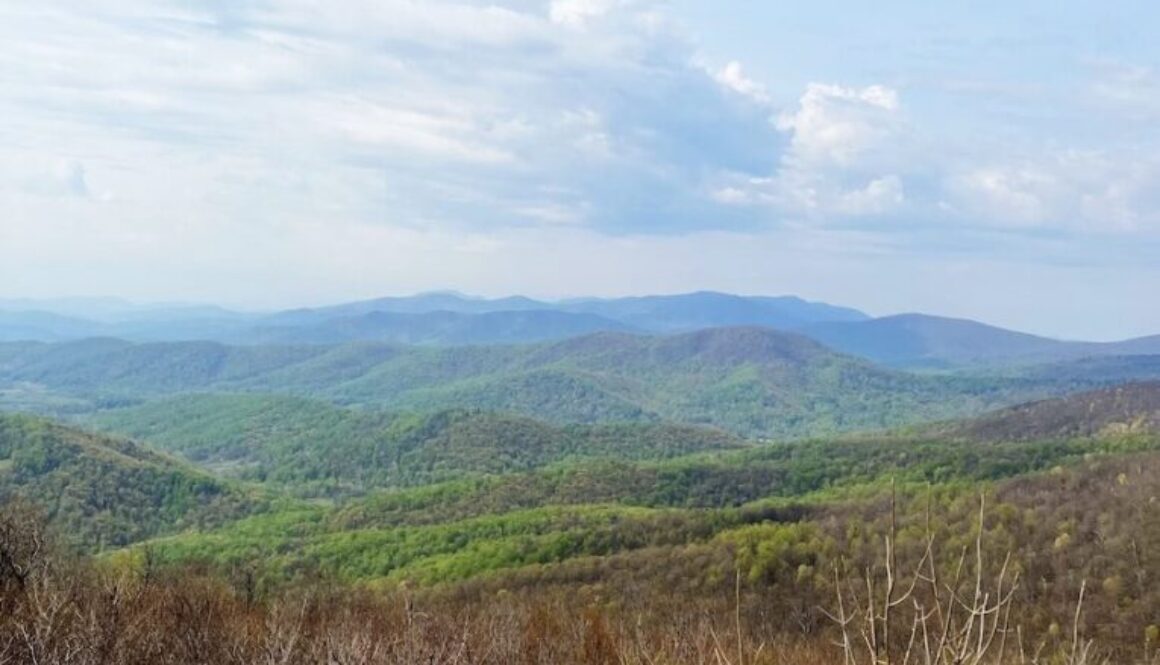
top-left (0, 0), bottom-right (777, 241)
top-left (549, 0), bottom-right (623, 26)
top-left (713, 61), bottom-right (770, 104)
top-left (714, 82), bottom-right (907, 220)
top-left (259, 1), bottom-right (547, 48)
top-left (775, 83), bottom-right (899, 167)
top-left (316, 96), bottom-right (517, 164)
top-left (947, 166), bottom-right (1053, 227)
top-left (711, 186), bottom-right (752, 205)
top-left (945, 152), bottom-right (1160, 233)
top-left (836, 175), bottom-right (905, 216)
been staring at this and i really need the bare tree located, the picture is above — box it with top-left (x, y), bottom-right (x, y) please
top-left (824, 487), bottom-right (1103, 665)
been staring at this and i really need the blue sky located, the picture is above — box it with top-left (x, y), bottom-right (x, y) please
top-left (1, 1), bottom-right (1158, 340)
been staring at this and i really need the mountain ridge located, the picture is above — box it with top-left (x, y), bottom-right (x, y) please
top-left (934, 381), bottom-right (1160, 442)
top-left (800, 313), bottom-right (1160, 368)
top-left (0, 327), bottom-right (1069, 437)
top-left (0, 291), bottom-right (870, 346)
top-left (85, 393), bottom-right (750, 493)
top-left (3, 293), bottom-right (1158, 373)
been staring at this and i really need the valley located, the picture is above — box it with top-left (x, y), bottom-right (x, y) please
top-left (2, 294), bottom-right (1160, 663)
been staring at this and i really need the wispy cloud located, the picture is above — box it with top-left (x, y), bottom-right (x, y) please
top-left (0, 0), bottom-right (784, 236)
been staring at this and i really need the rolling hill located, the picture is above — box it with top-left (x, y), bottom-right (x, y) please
top-left (1002, 354), bottom-right (1160, 385)
top-left (937, 381), bottom-right (1160, 442)
top-left (5, 293), bottom-right (1158, 375)
top-left (0, 412), bottom-right (257, 548)
top-left (294, 327), bottom-right (1037, 436)
top-left (0, 338), bottom-right (325, 394)
top-left (0, 328), bottom-right (1048, 437)
top-left (86, 394), bottom-right (749, 493)
top-left (117, 382), bottom-right (1160, 590)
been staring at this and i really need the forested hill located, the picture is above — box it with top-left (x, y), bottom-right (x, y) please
top-left (5, 373), bottom-right (1160, 659)
top-left (87, 394), bottom-right (749, 493)
top-left (936, 381), bottom-right (1160, 442)
top-left (1, 328), bottom-right (1044, 437)
top-left (0, 413), bottom-right (258, 549)
top-left (110, 382), bottom-right (1160, 595)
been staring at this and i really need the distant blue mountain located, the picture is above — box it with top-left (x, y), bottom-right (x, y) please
top-left (266, 292), bottom-right (551, 326)
top-left (0, 297), bottom-right (260, 342)
top-left (2, 294), bottom-right (1158, 373)
top-left (245, 309), bottom-right (635, 345)
top-left (234, 291), bottom-right (872, 344)
top-left (0, 310), bottom-right (103, 341)
top-left (798, 314), bottom-right (1160, 368)
top-left (0, 297), bottom-right (137, 320)
top-left (559, 291), bottom-right (869, 331)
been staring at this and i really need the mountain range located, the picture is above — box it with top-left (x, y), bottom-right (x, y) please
top-left (4, 326), bottom-right (1158, 440)
top-left (2, 291), bottom-right (1158, 369)
top-left (801, 314), bottom-right (1160, 368)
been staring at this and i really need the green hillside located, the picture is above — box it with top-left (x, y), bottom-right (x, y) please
top-left (935, 381), bottom-right (1160, 441)
top-left (123, 383), bottom-right (1160, 587)
top-left (87, 394), bottom-right (748, 494)
top-left (0, 413), bottom-right (259, 549)
top-left (0, 338), bottom-right (325, 395)
top-left (5, 382), bottom-right (1160, 660)
top-left (0, 328), bottom-right (1068, 437)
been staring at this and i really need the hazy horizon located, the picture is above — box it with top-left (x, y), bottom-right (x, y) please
top-left (0, 287), bottom-right (1154, 343)
top-left (3, 2), bottom-right (1159, 341)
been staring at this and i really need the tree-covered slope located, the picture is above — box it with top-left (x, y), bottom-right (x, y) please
top-left (0, 338), bottom-right (326, 394)
top-left (0, 328), bottom-right (1132, 437)
top-left (995, 354), bottom-right (1160, 385)
top-left (0, 413), bottom-right (258, 549)
top-left (124, 389), bottom-right (1160, 588)
top-left (87, 394), bottom-right (748, 493)
top-left (5, 373), bottom-right (1160, 655)
top-left (935, 381), bottom-right (1160, 442)
top-left (320, 328), bottom-right (1041, 436)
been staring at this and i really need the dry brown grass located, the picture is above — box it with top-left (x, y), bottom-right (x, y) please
top-left (0, 497), bottom-right (1143, 665)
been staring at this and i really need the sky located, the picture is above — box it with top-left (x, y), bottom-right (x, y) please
top-left (1, 1), bottom-right (1158, 340)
